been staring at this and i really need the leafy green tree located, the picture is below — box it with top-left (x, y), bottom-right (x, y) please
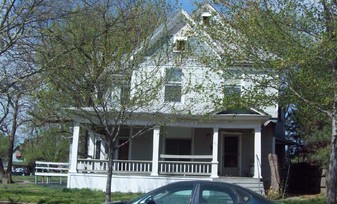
top-left (205, 0), bottom-right (337, 202)
top-left (290, 110), bottom-right (331, 167)
top-left (22, 126), bottom-right (70, 163)
top-left (36, 0), bottom-right (170, 202)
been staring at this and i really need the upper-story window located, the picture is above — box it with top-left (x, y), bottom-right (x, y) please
top-left (224, 85), bottom-right (241, 97)
top-left (105, 82), bottom-right (130, 105)
top-left (176, 40), bottom-right (186, 51)
top-left (173, 37), bottom-right (187, 52)
top-left (165, 68), bottom-right (182, 102)
top-left (201, 12), bottom-right (211, 26)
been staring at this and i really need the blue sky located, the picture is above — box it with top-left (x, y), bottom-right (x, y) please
top-left (169, 0), bottom-right (203, 13)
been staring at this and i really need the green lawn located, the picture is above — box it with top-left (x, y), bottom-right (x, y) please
top-left (277, 195), bottom-right (326, 204)
top-left (0, 176), bottom-right (140, 204)
top-left (0, 176), bottom-right (326, 204)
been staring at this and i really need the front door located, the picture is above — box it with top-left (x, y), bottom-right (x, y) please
top-left (222, 135), bottom-right (241, 176)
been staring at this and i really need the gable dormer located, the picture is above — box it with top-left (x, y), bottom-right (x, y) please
top-left (173, 36), bottom-right (187, 52)
top-left (201, 12), bottom-right (211, 26)
top-left (192, 3), bottom-right (220, 26)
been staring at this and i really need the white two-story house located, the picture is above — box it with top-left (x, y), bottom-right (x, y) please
top-left (64, 4), bottom-right (285, 194)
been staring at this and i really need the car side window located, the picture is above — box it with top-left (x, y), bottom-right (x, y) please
top-left (139, 184), bottom-right (194, 204)
top-left (198, 184), bottom-right (236, 204)
top-left (234, 188), bottom-right (251, 202)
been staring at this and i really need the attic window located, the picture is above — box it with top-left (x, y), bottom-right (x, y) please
top-left (175, 39), bottom-right (186, 52)
top-left (202, 12), bottom-right (211, 25)
top-left (202, 16), bottom-right (210, 25)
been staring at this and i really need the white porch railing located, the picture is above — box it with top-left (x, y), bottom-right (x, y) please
top-left (76, 155), bottom-right (212, 176)
top-left (77, 159), bottom-right (152, 173)
top-left (114, 160), bottom-right (152, 173)
top-left (159, 154), bottom-right (212, 176)
top-left (77, 159), bottom-right (108, 173)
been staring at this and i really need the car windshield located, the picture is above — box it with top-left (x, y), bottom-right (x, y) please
top-left (130, 183), bottom-right (194, 204)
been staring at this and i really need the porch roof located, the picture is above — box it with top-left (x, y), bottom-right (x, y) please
top-left (215, 108), bottom-right (265, 115)
top-left (71, 107), bottom-right (270, 128)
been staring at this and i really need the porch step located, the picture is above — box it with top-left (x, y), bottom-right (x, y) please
top-left (213, 177), bottom-right (265, 195)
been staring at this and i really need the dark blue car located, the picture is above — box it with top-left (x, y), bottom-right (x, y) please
top-left (113, 180), bottom-right (275, 204)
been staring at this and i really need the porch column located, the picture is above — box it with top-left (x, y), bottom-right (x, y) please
top-left (69, 124), bottom-right (80, 173)
top-left (151, 126), bottom-right (160, 176)
top-left (253, 127), bottom-right (262, 178)
top-left (211, 127), bottom-right (219, 178)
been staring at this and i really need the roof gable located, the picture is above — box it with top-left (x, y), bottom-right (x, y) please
top-left (146, 4), bottom-right (225, 60)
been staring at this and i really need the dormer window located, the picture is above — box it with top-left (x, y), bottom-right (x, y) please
top-left (201, 12), bottom-right (211, 26)
top-left (173, 37), bottom-right (187, 52)
top-left (176, 40), bottom-right (186, 51)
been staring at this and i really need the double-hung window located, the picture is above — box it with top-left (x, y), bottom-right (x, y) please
top-left (165, 68), bottom-right (182, 102)
top-left (224, 85), bottom-right (241, 97)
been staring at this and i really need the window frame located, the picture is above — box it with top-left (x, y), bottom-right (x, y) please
top-left (164, 68), bottom-right (183, 103)
top-left (223, 85), bottom-right (241, 96)
top-left (173, 36), bottom-right (188, 52)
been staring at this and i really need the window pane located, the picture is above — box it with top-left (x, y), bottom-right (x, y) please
top-left (145, 184), bottom-right (194, 204)
top-left (199, 184), bottom-right (236, 204)
top-left (166, 68), bottom-right (182, 82)
top-left (176, 40), bottom-right (186, 51)
top-left (165, 85), bottom-right (181, 102)
top-left (224, 85), bottom-right (241, 96)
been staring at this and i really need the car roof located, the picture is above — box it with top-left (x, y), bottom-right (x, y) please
top-left (164, 180), bottom-right (242, 187)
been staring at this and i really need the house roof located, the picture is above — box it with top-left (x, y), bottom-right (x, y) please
top-left (147, 3), bottom-right (224, 59)
top-left (215, 108), bottom-right (266, 115)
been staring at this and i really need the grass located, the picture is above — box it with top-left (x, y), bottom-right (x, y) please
top-left (0, 176), bottom-right (326, 204)
top-left (0, 176), bottom-right (140, 204)
top-left (277, 195), bottom-right (326, 204)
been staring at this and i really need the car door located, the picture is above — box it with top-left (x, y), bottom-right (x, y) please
top-left (195, 183), bottom-right (239, 204)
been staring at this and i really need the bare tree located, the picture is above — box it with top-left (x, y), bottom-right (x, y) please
top-left (0, 0), bottom-right (73, 183)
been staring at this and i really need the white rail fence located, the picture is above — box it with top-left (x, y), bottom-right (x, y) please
top-left (34, 161), bottom-right (69, 184)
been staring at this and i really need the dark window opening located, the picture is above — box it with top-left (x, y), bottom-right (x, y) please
top-left (165, 139), bottom-right (191, 161)
top-left (95, 140), bottom-right (101, 159)
top-left (175, 40), bottom-right (186, 51)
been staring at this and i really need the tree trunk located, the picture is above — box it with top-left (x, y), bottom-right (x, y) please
top-left (0, 157), bottom-right (5, 180)
top-left (268, 154), bottom-right (280, 193)
top-left (0, 157), bottom-right (13, 184)
top-left (327, 103), bottom-right (337, 204)
top-left (105, 141), bottom-right (114, 203)
top-left (3, 98), bottom-right (20, 184)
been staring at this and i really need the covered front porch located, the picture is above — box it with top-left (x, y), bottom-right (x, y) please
top-left (67, 112), bottom-right (273, 193)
